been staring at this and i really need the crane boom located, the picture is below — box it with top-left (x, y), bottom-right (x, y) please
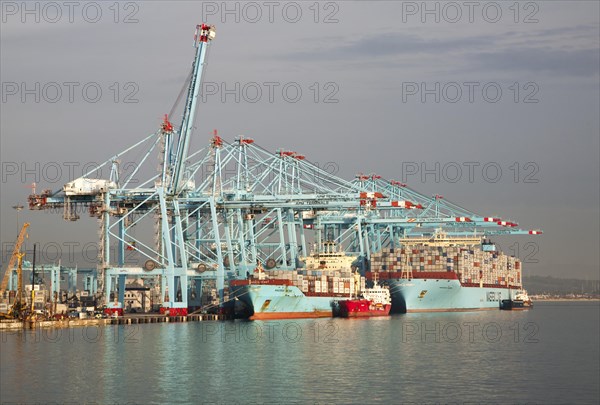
top-left (0, 222), bottom-right (29, 294)
top-left (170, 23), bottom-right (216, 195)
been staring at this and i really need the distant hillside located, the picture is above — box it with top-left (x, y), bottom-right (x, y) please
top-left (524, 275), bottom-right (600, 295)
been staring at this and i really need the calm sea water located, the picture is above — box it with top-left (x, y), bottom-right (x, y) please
top-left (1, 301), bottom-right (599, 405)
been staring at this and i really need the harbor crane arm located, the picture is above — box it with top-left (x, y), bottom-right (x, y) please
top-left (170, 24), bottom-right (216, 195)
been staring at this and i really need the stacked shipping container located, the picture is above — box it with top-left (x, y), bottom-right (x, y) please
top-left (261, 270), bottom-right (366, 297)
top-left (370, 245), bottom-right (522, 288)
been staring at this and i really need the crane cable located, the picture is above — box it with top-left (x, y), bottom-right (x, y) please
top-left (169, 67), bottom-right (194, 123)
top-left (170, 41), bottom-right (213, 128)
top-left (167, 42), bottom-right (213, 172)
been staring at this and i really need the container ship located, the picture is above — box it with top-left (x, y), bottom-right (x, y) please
top-left (229, 242), bottom-right (366, 319)
top-left (369, 232), bottom-right (527, 312)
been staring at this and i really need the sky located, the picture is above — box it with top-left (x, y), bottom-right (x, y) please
top-left (0, 0), bottom-right (599, 279)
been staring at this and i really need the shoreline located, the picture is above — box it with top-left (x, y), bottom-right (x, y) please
top-left (532, 298), bottom-right (600, 302)
top-left (0, 313), bottom-right (229, 331)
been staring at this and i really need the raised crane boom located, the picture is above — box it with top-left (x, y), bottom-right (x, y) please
top-left (170, 24), bottom-right (216, 195)
top-left (0, 222), bottom-right (29, 294)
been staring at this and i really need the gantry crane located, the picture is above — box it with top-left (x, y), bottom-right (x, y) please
top-left (25, 25), bottom-right (541, 315)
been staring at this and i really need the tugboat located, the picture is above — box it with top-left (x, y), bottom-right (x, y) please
top-left (500, 289), bottom-right (533, 310)
top-left (338, 273), bottom-right (392, 318)
top-left (515, 290), bottom-right (533, 307)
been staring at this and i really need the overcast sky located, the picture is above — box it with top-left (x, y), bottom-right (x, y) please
top-left (1, 1), bottom-right (598, 279)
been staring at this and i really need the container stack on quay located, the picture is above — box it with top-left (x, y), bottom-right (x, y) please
top-left (370, 245), bottom-right (522, 288)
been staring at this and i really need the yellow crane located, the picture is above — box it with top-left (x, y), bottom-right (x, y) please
top-left (1, 252), bottom-right (26, 319)
top-left (0, 223), bottom-right (29, 319)
top-left (0, 222), bottom-right (29, 293)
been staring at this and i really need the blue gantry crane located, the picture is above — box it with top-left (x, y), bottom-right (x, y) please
top-left (26, 24), bottom-right (541, 315)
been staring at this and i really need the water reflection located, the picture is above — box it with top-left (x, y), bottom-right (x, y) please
top-left (1, 302), bottom-right (598, 404)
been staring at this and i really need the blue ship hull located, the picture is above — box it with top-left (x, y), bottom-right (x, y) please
top-left (389, 278), bottom-right (508, 312)
top-left (230, 283), bottom-right (342, 319)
